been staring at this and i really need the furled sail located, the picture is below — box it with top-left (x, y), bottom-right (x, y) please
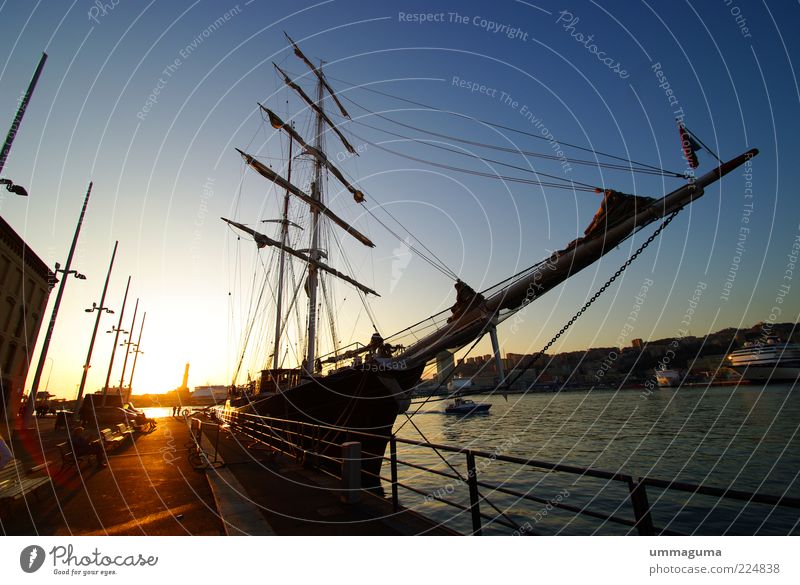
top-left (236, 148), bottom-right (374, 247)
top-left (261, 106), bottom-right (365, 203)
top-left (273, 63), bottom-right (357, 155)
top-left (284, 32), bottom-right (350, 118)
top-left (221, 217), bottom-right (379, 296)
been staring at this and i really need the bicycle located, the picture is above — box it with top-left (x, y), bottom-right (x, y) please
top-left (185, 437), bottom-right (223, 470)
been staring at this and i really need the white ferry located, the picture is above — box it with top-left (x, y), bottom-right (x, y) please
top-left (727, 336), bottom-right (800, 382)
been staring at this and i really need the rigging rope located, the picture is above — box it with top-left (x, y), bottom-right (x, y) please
top-left (399, 334), bottom-right (486, 425)
top-left (366, 198), bottom-right (459, 282)
top-left (406, 207), bottom-right (683, 405)
top-left (230, 234), bottom-right (278, 385)
top-left (347, 127), bottom-right (599, 192)
top-left (321, 191), bottom-right (381, 333)
top-left (347, 106), bottom-right (683, 178)
top-left (360, 204), bottom-right (458, 280)
top-left (400, 411), bottom-right (525, 533)
top-left (499, 208), bottom-right (681, 389)
top-left (355, 125), bottom-right (602, 191)
top-left (315, 72), bottom-right (682, 176)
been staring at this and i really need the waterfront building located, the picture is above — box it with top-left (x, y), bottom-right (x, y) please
top-left (0, 215), bottom-right (52, 425)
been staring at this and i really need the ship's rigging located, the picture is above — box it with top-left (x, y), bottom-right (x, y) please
top-left (225, 32), bottom-right (755, 405)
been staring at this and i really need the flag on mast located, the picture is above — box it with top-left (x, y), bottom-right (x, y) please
top-left (677, 120), bottom-right (702, 169)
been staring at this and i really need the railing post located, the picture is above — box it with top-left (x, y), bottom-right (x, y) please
top-left (466, 450), bottom-right (482, 535)
top-left (390, 436), bottom-right (399, 512)
top-left (341, 441), bottom-right (362, 504)
top-left (214, 422), bottom-right (221, 464)
top-left (190, 417), bottom-right (201, 443)
top-left (629, 478), bottom-right (655, 535)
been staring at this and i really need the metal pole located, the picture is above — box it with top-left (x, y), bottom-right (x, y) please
top-left (101, 275), bottom-right (130, 405)
top-left (0, 52), bottom-right (47, 175)
top-left (127, 312), bottom-right (146, 393)
top-left (214, 423), bottom-right (220, 464)
top-left (25, 182), bottom-right (92, 424)
top-left (629, 478), bottom-right (655, 535)
top-left (466, 450), bottom-right (483, 535)
top-left (390, 435), bottom-right (399, 512)
top-left (75, 241), bottom-right (118, 420)
top-left (117, 298), bottom-right (138, 400)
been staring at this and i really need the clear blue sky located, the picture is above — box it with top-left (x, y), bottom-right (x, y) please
top-left (1, 0), bottom-right (798, 395)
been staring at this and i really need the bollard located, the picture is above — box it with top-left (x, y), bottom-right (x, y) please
top-left (341, 441), bottom-right (362, 504)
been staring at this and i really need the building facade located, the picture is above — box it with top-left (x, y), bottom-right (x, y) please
top-left (0, 215), bottom-right (52, 423)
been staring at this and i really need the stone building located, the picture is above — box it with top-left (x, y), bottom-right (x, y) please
top-left (0, 215), bottom-right (52, 425)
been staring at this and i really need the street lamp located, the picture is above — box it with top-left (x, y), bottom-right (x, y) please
top-left (74, 241), bottom-right (119, 420)
top-left (115, 298), bottom-right (138, 401)
top-left (52, 262), bottom-right (86, 284)
top-left (102, 276), bottom-right (131, 405)
top-left (24, 183), bottom-right (93, 428)
top-left (0, 178), bottom-right (27, 196)
top-left (127, 312), bottom-right (146, 394)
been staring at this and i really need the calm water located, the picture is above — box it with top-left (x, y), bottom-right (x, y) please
top-left (391, 383), bottom-right (800, 535)
top-left (140, 407), bottom-right (175, 419)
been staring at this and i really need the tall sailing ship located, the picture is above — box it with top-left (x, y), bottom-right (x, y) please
top-left (221, 33), bottom-right (758, 484)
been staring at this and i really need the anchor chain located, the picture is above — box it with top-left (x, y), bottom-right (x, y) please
top-left (502, 209), bottom-right (682, 389)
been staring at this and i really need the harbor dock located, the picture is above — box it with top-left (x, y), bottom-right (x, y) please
top-left (1, 415), bottom-right (453, 536)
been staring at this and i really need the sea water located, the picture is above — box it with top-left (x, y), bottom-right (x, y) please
top-left (391, 383), bottom-right (800, 535)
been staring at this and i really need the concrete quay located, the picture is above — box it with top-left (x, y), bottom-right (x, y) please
top-left (1, 415), bottom-right (453, 536)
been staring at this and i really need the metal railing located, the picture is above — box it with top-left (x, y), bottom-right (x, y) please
top-left (213, 408), bottom-right (800, 535)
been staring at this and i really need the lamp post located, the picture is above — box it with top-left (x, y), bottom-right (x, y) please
top-left (116, 299), bottom-right (138, 402)
top-left (101, 275), bottom-right (131, 406)
top-left (44, 358), bottom-right (54, 393)
top-left (0, 52), bottom-right (47, 176)
top-left (24, 182), bottom-right (92, 427)
top-left (0, 52), bottom-right (47, 200)
top-left (74, 241), bottom-right (118, 420)
top-left (127, 312), bottom-right (145, 394)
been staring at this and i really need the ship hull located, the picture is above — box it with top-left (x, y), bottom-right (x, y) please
top-left (224, 366), bottom-right (424, 487)
top-left (728, 342), bottom-right (800, 383)
top-left (731, 365), bottom-right (800, 383)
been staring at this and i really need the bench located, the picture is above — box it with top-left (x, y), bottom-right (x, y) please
top-left (56, 441), bottom-right (95, 471)
top-left (100, 428), bottom-right (126, 450)
top-left (0, 459), bottom-right (51, 511)
top-left (115, 423), bottom-right (136, 439)
top-left (129, 416), bottom-right (156, 433)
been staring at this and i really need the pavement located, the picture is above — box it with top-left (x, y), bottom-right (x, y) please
top-left (1, 413), bottom-right (455, 536)
top-left (2, 416), bottom-right (222, 535)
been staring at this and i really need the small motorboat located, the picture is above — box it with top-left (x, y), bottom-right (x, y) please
top-left (445, 397), bottom-right (491, 415)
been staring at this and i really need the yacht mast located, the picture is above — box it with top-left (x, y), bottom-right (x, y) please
top-left (272, 130), bottom-right (293, 370)
top-left (305, 61), bottom-right (325, 375)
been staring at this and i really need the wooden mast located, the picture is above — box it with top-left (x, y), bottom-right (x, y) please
top-left (272, 129), bottom-right (293, 370)
top-left (305, 61), bottom-right (325, 376)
